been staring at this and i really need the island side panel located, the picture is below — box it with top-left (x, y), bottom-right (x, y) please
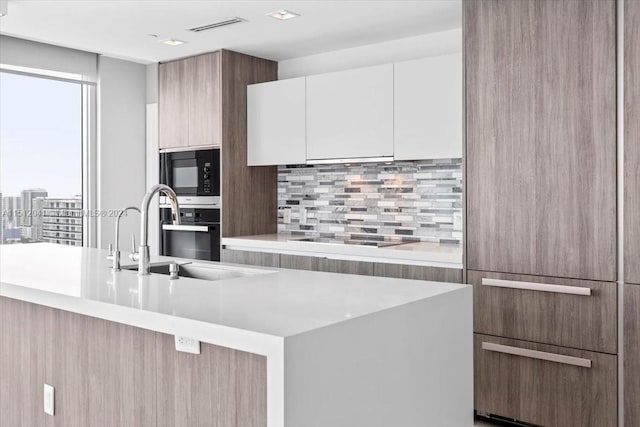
top-left (0, 297), bottom-right (46, 427)
top-left (156, 332), bottom-right (267, 427)
top-left (283, 286), bottom-right (473, 427)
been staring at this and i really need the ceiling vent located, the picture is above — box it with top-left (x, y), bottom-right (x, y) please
top-left (187, 17), bottom-right (246, 33)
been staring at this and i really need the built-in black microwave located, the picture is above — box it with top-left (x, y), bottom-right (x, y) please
top-left (160, 149), bottom-right (220, 197)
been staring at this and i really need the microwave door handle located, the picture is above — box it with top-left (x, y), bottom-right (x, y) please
top-left (162, 224), bottom-right (210, 232)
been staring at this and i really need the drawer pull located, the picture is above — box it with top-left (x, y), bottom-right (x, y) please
top-left (481, 278), bottom-right (591, 296)
top-left (482, 342), bottom-right (592, 368)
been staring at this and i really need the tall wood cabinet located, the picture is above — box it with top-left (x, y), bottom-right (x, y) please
top-left (159, 50), bottom-right (278, 238)
top-left (466, 1), bottom-right (617, 425)
top-left (466, 0), bottom-right (616, 282)
top-left (625, 0), bottom-right (640, 425)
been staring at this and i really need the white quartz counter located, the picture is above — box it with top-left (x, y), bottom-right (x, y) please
top-left (222, 234), bottom-right (463, 269)
top-left (0, 243), bottom-right (472, 427)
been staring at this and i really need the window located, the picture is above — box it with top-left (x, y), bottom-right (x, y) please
top-left (0, 71), bottom-right (86, 246)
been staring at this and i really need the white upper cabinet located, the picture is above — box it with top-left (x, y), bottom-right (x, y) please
top-left (247, 77), bottom-right (306, 166)
top-left (306, 64), bottom-right (394, 161)
top-left (394, 53), bottom-right (463, 160)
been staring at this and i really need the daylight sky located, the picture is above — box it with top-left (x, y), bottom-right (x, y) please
top-left (0, 71), bottom-right (82, 198)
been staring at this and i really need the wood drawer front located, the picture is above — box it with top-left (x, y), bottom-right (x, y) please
top-left (469, 271), bottom-right (616, 354)
top-left (475, 334), bottom-right (617, 427)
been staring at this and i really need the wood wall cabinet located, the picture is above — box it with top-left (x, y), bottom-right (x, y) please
top-left (394, 53), bottom-right (463, 160)
top-left (466, 0), bottom-right (617, 282)
top-left (475, 334), bottom-right (617, 427)
top-left (0, 298), bottom-right (46, 427)
top-left (159, 52), bottom-right (221, 150)
top-left (306, 64), bottom-right (394, 161)
top-left (44, 309), bottom-right (157, 427)
top-left (625, 0), bottom-right (640, 285)
top-left (247, 77), bottom-right (306, 166)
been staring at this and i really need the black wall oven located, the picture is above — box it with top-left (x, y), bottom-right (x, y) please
top-left (160, 208), bottom-right (220, 261)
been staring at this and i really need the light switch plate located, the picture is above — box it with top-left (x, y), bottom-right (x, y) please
top-left (44, 384), bottom-right (54, 416)
top-left (283, 209), bottom-right (292, 224)
top-left (300, 208), bottom-right (308, 225)
top-left (175, 336), bottom-right (201, 354)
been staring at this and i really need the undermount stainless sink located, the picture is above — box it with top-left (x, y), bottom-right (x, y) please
top-left (123, 261), bottom-right (276, 281)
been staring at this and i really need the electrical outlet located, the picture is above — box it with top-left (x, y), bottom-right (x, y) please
top-left (283, 209), bottom-right (292, 224)
top-left (453, 212), bottom-right (463, 231)
top-left (175, 336), bottom-right (201, 354)
top-left (44, 384), bottom-right (54, 416)
top-left (300, 208), bottom-right (308, 225)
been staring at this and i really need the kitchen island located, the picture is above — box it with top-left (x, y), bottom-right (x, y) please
top-left (0, 243), bottom-right (472, 427)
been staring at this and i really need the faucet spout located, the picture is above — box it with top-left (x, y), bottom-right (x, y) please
top-left (139, 184), bottom-right (181, 275)
top-left (111, 206), bottom-right (141, 271)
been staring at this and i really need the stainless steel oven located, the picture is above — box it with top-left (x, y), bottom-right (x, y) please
top-left (160, 149), bottom-right (220, 206)
top-left (159, 208), bottom-right (220, 261)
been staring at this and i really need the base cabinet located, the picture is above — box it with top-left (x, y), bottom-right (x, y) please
top-left (625, 284), bottom-right (640, 427)
top-left (475, 334), bottom-right (617, 427)
top-left (221, 248), bottom-right (280, 267)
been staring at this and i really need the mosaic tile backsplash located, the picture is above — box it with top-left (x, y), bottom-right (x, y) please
top-left (277, 159), bottom-right (463, 245)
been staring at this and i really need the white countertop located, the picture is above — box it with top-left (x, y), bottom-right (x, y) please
top-left (0, 242), bottom-right (470, 427)
top-left (222, 234), bottom-right (463, 268)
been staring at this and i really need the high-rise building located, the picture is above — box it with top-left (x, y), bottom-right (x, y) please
top-left (0, 192), bottom-right (3, 243)
top-left (2, 196), bottom-right (21, 229)
top-left (20, 189), bottom-right (47, 227)
top-left (40, 197), bottom-right (83, 246)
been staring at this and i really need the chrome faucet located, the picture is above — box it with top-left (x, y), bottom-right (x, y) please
top-left (109, 206), bottom-right (141, 271)
top-left (138, 184), bottom-right (181, 275)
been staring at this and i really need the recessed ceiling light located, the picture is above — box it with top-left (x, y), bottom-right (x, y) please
top-left (161, 39), bottom-right (186, 46)
top-left (268, 9), bottom-right (300, 20)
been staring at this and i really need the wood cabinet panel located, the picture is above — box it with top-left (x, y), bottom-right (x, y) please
top-left (373, 263), bottom-right (462, 283)
top-left (625, 0), bottom-right (640, 285)
top-left (394, 53), bottom-right (463, 161)
top-left (625, 284), bottom-right (640, 427)
top-left (189, 52), bottom-right (221, 148)
top-left (279, 253), bottom-right (319, 271)
top-left (44, 309), bottom-right (157, 427)
top-left (318, 258), bottom-right (374, 276)
top-left (159, 59), bottom-right (190, 149)
top-left (465, 0), bottom-right (617, 281)
top-left (220, 50), bottom-right (278, 237)
top-left (0, 297), bottom-right (46, 427)
top-left (469, 270), bottom-right (617, 354)
top-left (475, 334), bottom-right (617, 427)
top-left (221, 248), bottom-right (280, 267)
top-left (156, 333), bottom-right (266, 427)
top-left (306, 64), bottom-right (394, 160)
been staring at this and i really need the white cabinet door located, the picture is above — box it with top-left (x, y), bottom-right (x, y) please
top-left (306, 64), bottom-right (394, 161)
top-left (394, 53), bottom-right (463, 160)
top-left (247, 77), bottom-right (306, 166)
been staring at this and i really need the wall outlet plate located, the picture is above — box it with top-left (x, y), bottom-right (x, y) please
top-left (300, 208), bottom-right (308, 225)
top-left (283, 209), bottom-right (292, 224)
top-left (44, 384), bottom-right (55, 416)
top-left (175, 336), bottom-right (201, 354)
top-left (453, 212), bottom-right (463, 231)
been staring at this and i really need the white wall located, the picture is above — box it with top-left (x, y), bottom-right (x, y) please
top-left (97, 56), bottom-right (147, 250)
top-left (278, 28), bottom-right (462, 79)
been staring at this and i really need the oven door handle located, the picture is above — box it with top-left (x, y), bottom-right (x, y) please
top-left (162, 224), bottom-right (211, 232)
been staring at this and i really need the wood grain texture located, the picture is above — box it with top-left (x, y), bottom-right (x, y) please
top-left (465, 0), bottom-right (617, 281)
top-left (159, 59), bottom-right (190, 149)
top-left (625, 284), bottom-right (640, 426)
top-left (189, 52), bottom-right (221, 148)
top-left (469, 270), bottom-right (617, 354)
top-left (221, 248), bottom-right (280, 267)
top-left (373, 263), bottom-right (462, 283)
top-left (625, 0), bottom-right (640, 285)
top-left (474, 334), bottom-right (617, 427)
top-left (0, 297), bottom-right (46, 427)
top-left (220, 50), bottom-right (278, 237)
top-left (279, 253), bottom-right (319, 271)
top-left (156, 333), bottom-right (267, 427)
top-left (318, 258), bottom-right (374, 276)
top-left (44, 308), bottom-right (156, 427)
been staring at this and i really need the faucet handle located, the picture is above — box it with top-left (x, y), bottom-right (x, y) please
top-left (129, 235), bottom-right (139, 261)
top-left (107, 243), bottom-right (114, 259)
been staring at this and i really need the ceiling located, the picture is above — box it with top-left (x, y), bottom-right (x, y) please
top-left (0, 1), bottom-right (461, 64)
